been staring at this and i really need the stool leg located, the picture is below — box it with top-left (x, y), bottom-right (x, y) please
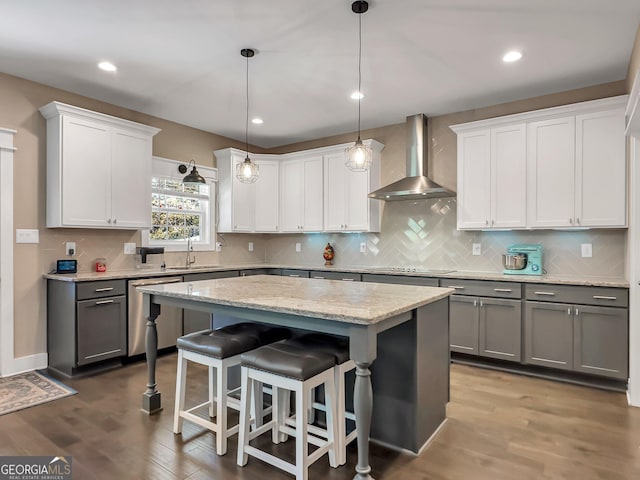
top-left (335, 366), bottom-right (346, 465)
top-left (237, 367), bottom-right (251, 467)
top-left (215, 363), bottom-right (228, 455)
top-left (294, 385), bottom-right (309, 480)
top-left (279, 388), bottom-right (290, 443)
top-left (324, 376), bottom-right (338, 469)
top-left (209, 365), bottom-right (216, 418)
top-left (271, 387), bottom-right (281, 444)
top-left (307, 387), bottom-right (315, 424)
top-left (251, 381), bottom-right (264, 429)
top-left (173, 350), bottom-right (187, 434)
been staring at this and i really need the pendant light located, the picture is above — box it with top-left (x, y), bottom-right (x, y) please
top-left (236, 48), bottom-right (260, 184)
top-left (181, 159), bottom-right (206, 185)
top-left (345, 0), bottom-right (372, 172)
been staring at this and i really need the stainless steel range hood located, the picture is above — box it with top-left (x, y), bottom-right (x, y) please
top-left (368, 114), bottom-right (455, 201)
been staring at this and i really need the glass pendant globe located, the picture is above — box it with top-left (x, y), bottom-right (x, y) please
top-left (345, 139), bottom-right (372, 172)
top-left (236, 157), bottom-right (259, 184)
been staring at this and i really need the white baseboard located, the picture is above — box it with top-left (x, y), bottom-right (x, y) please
top-left (1, 353), bottom-right (48, 377)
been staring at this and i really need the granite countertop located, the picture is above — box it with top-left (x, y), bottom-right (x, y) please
top-left (137, 275), bottom-right (454, 325)
top-left (43, 263), bottom-right (630, 288)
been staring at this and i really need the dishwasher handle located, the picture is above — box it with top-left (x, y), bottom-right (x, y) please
top-left (131, 277), bottom-right (183, 287)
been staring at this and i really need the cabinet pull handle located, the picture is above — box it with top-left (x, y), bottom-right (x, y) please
top-left (480, 300), bottom-right (484, 307)
top-left (95, 299), bottom-right (114, 305)
top-left (341, 278), bottom-right (355, 281)
top-left (592, 295), bottom-right (617, 300)
top-left (447, 286), bottom-right (465, 290)
top-left (493, 288), bottom-right (512, 292)
top-left (568, 308), bottom-right (571, 315)
top-left (313, 276), bottom-right (325, 279)
top-left (473, 300), bottom-right (477, 307)
top-left (94, 287), bottom-right (114, 292)
top-left (575, 308), bottom-right (580, 315)
top-left (533, 291), bottom-right (555, 296)
top-left (289, 274), bottom-right (301, 277)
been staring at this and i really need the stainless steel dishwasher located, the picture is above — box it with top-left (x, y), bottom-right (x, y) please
top-left (128, 276), bottom-right (184, 356)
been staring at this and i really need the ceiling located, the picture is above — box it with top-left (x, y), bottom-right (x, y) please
top-left (1, 1), bottom-right (639, 148)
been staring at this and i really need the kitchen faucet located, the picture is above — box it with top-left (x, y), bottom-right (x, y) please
top-left (186, 236), bottom-right (196, 268)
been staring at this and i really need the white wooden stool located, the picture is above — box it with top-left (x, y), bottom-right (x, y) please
top-left (237, 340), bottom-right (339, 480)
top-left (287, 333), bottom-right (357, 465)
top-left (173, 323), bottom-right (290, 455)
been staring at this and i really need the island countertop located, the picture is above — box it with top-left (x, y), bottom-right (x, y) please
top-left (136, 274), bottom-right (454, 325)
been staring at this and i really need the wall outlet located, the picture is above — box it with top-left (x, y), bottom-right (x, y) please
top-left (581, 243), bottom-right (593, 258)
top-left (123, 242), bottom-right (136, 255)
top-left (65, 241), bottom-right (76, 256)
top-left (295, 243), bottom-right (301, 253)
top-left (215, 242), bottom-right (222, 252)
top-left (248, 242), bottom-right (254, 252)
top-left (360, 242), bottom-right (367, 253)
top-left (16, 229), bottom-right (39, 244)
top-left (472, 243), bottom-right (481, 256)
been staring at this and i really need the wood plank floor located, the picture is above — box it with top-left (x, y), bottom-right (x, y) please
top-left (1, 356), bottom-right (639, 479)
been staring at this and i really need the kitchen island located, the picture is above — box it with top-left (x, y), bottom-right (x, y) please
top-left (138, 274), bottom-right (453, 480)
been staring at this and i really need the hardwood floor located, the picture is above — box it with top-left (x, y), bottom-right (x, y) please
top-left (1, 356), bottom-right (639, 479)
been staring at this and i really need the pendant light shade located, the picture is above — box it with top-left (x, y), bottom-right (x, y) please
top-left (182, 159), bottom-right (206, 185)
top-left (345, 0), bottom-right (372, 172)
top-left (236, 48), bottom-right (260, 184)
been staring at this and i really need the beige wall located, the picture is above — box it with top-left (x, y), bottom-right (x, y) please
top-left (0, 67), bottom-right (630, 360)
top-left (626, 24), bottom-right (640, 92)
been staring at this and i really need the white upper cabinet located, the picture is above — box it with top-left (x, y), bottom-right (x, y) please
top-left (323, 141), bottom-right (382, 232)
top-left (40, 101), bottom-right (160, 229)
top-left (280, 155), bottom-right (323, 232)
top-left (215, 149), bottom-right (279, 233)
top-left (216, 140), bottom-right (383, 234)
top-left (451, 95), bottom-right (627, 230)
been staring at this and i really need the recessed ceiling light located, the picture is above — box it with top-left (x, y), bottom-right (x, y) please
top-left (98, 61), bottom-right (117, 72)
top-left (502, 51), bottom-right (523, 63)
top-left (350, 91), bottom-right (364, 100)
top-left (251, 118), bottom-right (263, 125)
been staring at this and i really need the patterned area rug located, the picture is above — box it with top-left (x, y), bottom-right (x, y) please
top-left (0, 371), bottom-right (76, 415)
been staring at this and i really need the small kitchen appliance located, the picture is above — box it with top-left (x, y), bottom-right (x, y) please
top-left (502, 244), bottom-right (543, 275)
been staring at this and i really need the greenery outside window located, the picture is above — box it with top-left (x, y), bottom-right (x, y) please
top-left (142, 157), bottom-right (217, 251)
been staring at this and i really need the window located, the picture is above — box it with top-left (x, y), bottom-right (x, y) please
top-left (142, 157), bottom-right (217, 251)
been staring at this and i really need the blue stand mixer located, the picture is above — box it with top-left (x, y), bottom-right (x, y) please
top-left (502, 244), bottom-right (543, 275)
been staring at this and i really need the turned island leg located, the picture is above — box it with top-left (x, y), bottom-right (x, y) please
top-left (142, 297), bottom-right (162, 414)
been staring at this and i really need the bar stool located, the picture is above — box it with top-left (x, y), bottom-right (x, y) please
top-left (287, 333), bottom-right (357, 466)
top-left (173, 323), bottom-right (290, 455)
top-left (237, 340), bottom-right (339, 480)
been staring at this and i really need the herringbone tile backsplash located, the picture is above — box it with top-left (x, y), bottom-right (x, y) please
top-left (265, 199), bottom-right (627, 277)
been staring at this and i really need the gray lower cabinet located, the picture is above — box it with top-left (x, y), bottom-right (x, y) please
top-left (310, 271), bottom-right (361, 281)
top-left (47, 278), bottom-right (127, 376)
top-left (361, 274), bottom-right (439, 287)
top-left (281, 269), bottom-right (310, 278)
top-left (450, 295), bottom-right (521, 362)
top-left (182, 270), bottom-right (240, 334)
top-left (524, 283), bottom-right (629, 379)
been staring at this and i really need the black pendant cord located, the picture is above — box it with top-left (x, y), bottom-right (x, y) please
top-left (357, 8), bottom-right (362, 142)
top-left (245, 52), bottom-right (249, 158)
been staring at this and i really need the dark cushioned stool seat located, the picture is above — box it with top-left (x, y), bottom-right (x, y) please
top-left (177, 322), bottom-right (291, 359)
top-left (241, 340), bottom-right (336, 381)
top-left (286, 333), bottom-right (350, 364)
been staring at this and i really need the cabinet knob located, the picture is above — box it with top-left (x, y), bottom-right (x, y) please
top-left (113, 219), bottom-right (117, 224)
top-left (569, 218), bottom-right (573, 225)
top-left (575, 308), bottom-right (579, 315)
top-left (491, 220), bottom-right (495, 226)
top-left (576, 218), bottom-right (580, 225)
top-left (567, 308), bottom-right (572, 315)
top-left (107, 219), bottom-right (112, 224)
top-left (485, 220), bottom-right (489, 226)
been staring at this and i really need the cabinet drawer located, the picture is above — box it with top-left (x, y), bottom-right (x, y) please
top-left (77, 280), bottom-right (126, 300)
top-left (439, 279), bottom-right (522, 299)
top-left (525, 284), bottom-right (628, 307)
top-left (361, 274), bottom-right (439, 287)
top-left (184, 271), bottom-right (239, 282)
top-left (281, 269), bottom-right (310, 278)
top-left (310, 271), bottom-right (361, 281)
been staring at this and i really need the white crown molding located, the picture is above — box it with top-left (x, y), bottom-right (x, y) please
top-left (626, 69), bottom-right (640, 136)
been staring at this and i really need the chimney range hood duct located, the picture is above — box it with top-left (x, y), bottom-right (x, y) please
top-left (368, 114), bottom-right (455, 201)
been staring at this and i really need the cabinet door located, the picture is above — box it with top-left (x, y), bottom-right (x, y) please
top-left (573, 305), bottom-right (628, 379)
top-left (345, 166), bottom-right (370, 231)
top-left (324, 152), bottom-right (348, 231)
top-left (280, 160), bottom-right (304, 232)
top-left (524, 301), bottom-right (573, 370)
top-left (479, 297), bottom-right (522, 362)
top-left (491, 124), bottom-right (527, 228)
top-left (61, 115), bottom-right (111, 226)
top-left (231, 156), bottom-right (255, 232)
top-left (76, 296), bottom-right (126, 366)
top-left (302, 156), bottom-right (324, 231)
top-left (254, 160), bottom-right (279, 232)
top-left (527, 117), bottom-right (575, 228)
top-left (449, 295), bottom-right (479, 354)
top-left (111, 128), bottom-right (152, 228)
top-left (456, 129), bottom-right (491, 229)
top-left (575, 108), bottom-right (626, 227)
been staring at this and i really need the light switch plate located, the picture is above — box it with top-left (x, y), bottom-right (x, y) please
top-left (581, 243), bottom-right (592, 258)
top-left (16, 229), bottom-right (39, 244)
top-left (215, 242), bottom-right (222, 252)
top-left (66, 242), bottom-right (76, 256)
top-left (124, 242), bottom-right (136, 255)
top-left (295, 243), bottom-right (301, 253)
top-left (360, 242), bottom-right (367, 253)
top-left (472, 243), bottom-right (481, 256)
top-left (248, 242), bottom-right (254, 252)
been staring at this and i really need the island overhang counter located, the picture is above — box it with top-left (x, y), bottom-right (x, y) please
top-left (138, 274), bottom-right (453, 480)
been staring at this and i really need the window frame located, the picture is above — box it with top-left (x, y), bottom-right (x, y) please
top-left (142, 156), bottom-right (217, 252)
